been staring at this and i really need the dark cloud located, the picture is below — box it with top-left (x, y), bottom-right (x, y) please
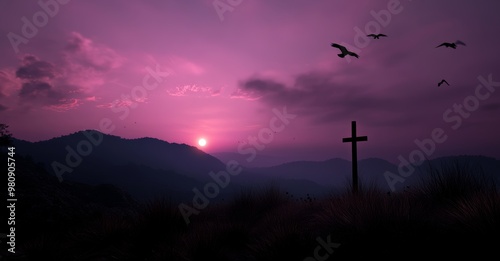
top-left (17, 80), bottom-right (82, 111)
top-left (0, 70), bottom-right (17, 98)
top-left (233, 71), bottom-right (407, 125)
top-left (15, 55), bottom-right (56, 80)
top-left (13, 54), bottom-right (86, 111)
top-left (232, 78), bottom-right (286, 100)
top-left (3, 31), bottom-right (122, 112)
top-left (0, 104), bottom-right (7, 111)
top-left (19, 81), bottom-right (58, 101)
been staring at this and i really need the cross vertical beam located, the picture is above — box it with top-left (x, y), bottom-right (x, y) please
top-left (342, 121), bottom-right (368, 194)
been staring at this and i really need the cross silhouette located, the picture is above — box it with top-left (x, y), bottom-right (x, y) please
top-left (342, 121), bottom-right (367, 194)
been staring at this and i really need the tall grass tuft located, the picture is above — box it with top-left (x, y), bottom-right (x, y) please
top-left (416, 159), bottom-right (497, 203)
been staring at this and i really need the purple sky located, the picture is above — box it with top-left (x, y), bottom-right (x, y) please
top-left (1, 0), bottom-right (500, 164)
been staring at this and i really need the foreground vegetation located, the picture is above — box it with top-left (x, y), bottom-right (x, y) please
top-left (6, 156), bottom-right (500, 260)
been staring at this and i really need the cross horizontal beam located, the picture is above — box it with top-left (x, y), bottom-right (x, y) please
top-left (342, 136), bottom-right (367, 143)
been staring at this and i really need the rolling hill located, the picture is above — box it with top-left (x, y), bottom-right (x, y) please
top-left (11, 130), bottom-right (500, 202)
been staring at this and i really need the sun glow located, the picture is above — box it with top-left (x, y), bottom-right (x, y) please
top-left (198, 138), bottom-right (207, 147)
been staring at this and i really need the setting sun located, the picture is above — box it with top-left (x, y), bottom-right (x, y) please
top-left (198, 138), bottom-right (207, 147)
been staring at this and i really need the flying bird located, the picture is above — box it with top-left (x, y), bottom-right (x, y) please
top-left (331, 43), bottom-right (359, 58)
top-left (438, 79), bottom-right (449, 87)
top-left (367, 33), bottom-right (387, 39)
top-left (436, 40), bottom-right (466, 49)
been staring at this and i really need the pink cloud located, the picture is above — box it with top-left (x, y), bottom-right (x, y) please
top-left (0, 69), bottom-right (22, 97)
top-left (64, 32), bottom-right (125, 72)
top-left (85, 96), bottom-right (97, 101)
top-left (13, 55), bottom-right (75, 109)
top-left (43, 98), bottom-right (82, 112)
top-left (96, 99), bottom-right (136, 109)
top-left (167, 84), bottom-right (221, 97)
top-left (170, 56), bottom-right (205, 75)
top-left (0, 32), bottom-right (129, 112)
top-left (60, 32), bottom-right (127, 92)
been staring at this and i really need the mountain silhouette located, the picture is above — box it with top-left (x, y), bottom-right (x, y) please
top-left (230, 155), bottom-right (500, 193)
top-left (12, 131), bottom-right (500, 201)
top-left (12, 130), bottom-right (234, 201)
top-left (236, 157), bottom-right (399, 193)
top-left (13, 130), bottom-right (225, 180)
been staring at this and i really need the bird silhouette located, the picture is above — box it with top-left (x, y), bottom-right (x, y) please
top-left (436, 40), bottom-right (466, 49)
top-left (367, 33), bottom-right (387, 39)
top-left (331, 43), bottom-right (359, 58)
top-left (438, 79), bottom-right (449, 86)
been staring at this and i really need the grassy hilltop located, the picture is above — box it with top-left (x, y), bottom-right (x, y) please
top-left (5, 155), bottom-right (500, 260)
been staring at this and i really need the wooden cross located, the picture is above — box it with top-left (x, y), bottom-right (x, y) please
top-left (342, 121), bottom-right (367, 194)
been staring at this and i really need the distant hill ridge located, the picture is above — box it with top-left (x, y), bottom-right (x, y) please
top-left (11, 130), bottom-right (500, 202)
